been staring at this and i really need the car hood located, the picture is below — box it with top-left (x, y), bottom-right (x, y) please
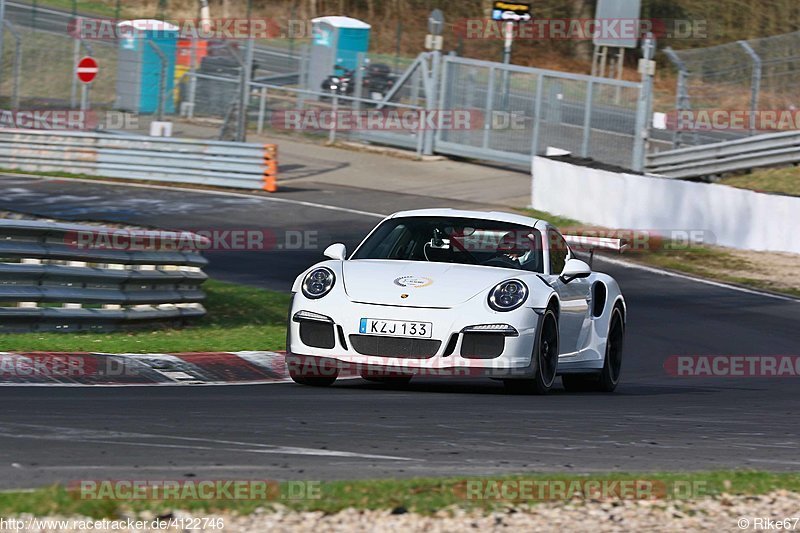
top-left (341, 260), bottom-right (519, 308)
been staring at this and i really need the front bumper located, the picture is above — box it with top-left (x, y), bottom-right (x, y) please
top-left (287, 293), bottom-right (541, 379)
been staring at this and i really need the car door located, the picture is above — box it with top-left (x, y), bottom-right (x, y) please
top-left (547, 229), bottom-right (591, 355)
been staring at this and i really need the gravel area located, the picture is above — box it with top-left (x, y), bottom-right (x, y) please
top-left (10, 490), bottom-right (800, 532)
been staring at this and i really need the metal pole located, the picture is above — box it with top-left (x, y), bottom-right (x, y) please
top-left (423, 51), bottom-right (440, 156)
top-left (632, 34), bottom-right (655, 172)
top-left (501, 21), bottom-right (513, 108)
top-left (395, 21), bottom-right (402, 72)
top-left (739, 40), bottom-right (762, 135)
top-left (502, 21), bottom-right (513, 64)
top-left (148, 41), bottom-right (168, 122)
top-left (236, 34), bottom-right (255, 142)
top-left (289, 3), bottom-right (296, 59)
top-left (328, 93), bottom-right (338, 144)
top-left (257, 86), bottom-right (267, 134)
top-left (80, 83), bottom-right (89, 111)
top-left (581, 79), bottom-right (594, 158)
top-left (186, 39), bottom-right (197, 118)
top-left (0, 0), bottom-right (6, 94)
top-left (663, 47), bottom-right (690, 149)
top-left (10, 24), bottom-right (19, 109)
top-left (1, 20), bottom-right (21, 110)
top-left (482, 67), bottom-right (496, 150)
top-left (531, 73), bottom-right (545, 157)
top-left (70, 38), bottom-right (81, 108)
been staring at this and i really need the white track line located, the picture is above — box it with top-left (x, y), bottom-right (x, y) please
top-left (0, 424), bottom-right (414, 461)
top-left (7, 174), bottom-right (794, 302)
top-left (596, 255), bottom-right (798, 303)
top-left (39, 176), bottom-right (386, 219)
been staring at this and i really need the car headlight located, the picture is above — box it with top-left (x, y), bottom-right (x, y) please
top-left (488, 279), bottom-right (528, 311)
top-left (302, 267), bottom-right (335, 299)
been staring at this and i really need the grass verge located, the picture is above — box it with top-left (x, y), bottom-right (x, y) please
top-left (720, 166), bottom-right (800, 197)
top-left (0, 279), bottom-right (290, 353)
top-left (0, 471), bottom-right (799, 517)
top-left (518, 209), bottom-right (800, 298)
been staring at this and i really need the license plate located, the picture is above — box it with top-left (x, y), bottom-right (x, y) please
top-left (359, 318), bottom-right (432, 338)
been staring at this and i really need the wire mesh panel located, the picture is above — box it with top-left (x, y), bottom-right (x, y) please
top-left (437, 56), bottom-right (643, 169)
top-left (586, 83), bottom-right (640, 168)
top-left (667, 30), bottom-right (800, 147)
top-left (749, 31), bottom-right (800, 109)
top-left (436, 58), bottom-right (491, 153)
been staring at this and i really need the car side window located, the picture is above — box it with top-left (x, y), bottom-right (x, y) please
top-left (548, 229), bottom-right (568, 274)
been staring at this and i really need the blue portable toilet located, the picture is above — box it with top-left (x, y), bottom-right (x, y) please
top-left (115, 20), bottom-right (178, 114)
top-left (307, 16), bottom-right (371, 93)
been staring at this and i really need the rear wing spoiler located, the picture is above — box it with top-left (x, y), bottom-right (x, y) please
top-left (563, 235), bottom-right (628, 253)
top-left (563, 235), bottom-right (627, 267)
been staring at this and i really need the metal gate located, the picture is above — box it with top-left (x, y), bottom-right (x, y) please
top-left (435, 55), bottom-right (649, 170)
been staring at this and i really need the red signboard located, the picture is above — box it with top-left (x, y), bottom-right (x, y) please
top-left (76, 57), bottom-right (99, 83)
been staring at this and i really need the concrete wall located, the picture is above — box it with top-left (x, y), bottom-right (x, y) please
top-left (531, 156), bottom-right (800, 254)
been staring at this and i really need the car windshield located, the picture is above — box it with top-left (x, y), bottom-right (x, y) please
top-left (352, 216), bottom-right (544, 272)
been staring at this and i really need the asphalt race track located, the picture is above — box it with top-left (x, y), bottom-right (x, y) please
top-left (0, 174), bottom-right (798, 489)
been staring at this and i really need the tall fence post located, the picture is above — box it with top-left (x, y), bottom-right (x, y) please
top-left (530, 73), bottom-right (545, 157)
top-left (257, 86), bottom-right (267, 134)
top-left (738, 40), bottom-right (762, 135)
top-left (663, 47), bottom-right (690, 149)
top-left (329, 93), bottom-right (338, 144)
top-left (0, 0), bottom-right (6, 93)
top-left (581, 79), bottom-right (594, 158)
top-left (632, 34), bottom-right (655, 172)
top-left (148, 41), bottom-right (168, 122)
top-left (237, 36), bottom-right (255, 142)
top-left (423, 51), bottom-right (441, 156)
top-left (70, 33), bottom-right (81, 108)
top-left (482, 67), bottom-right (496, 150)
top-left (2, 21), bottom-right (21, 110)
top-left (186, 39), bottom-right (198, 118)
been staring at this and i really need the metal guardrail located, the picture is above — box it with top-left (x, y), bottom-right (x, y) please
top-left (0, 219), bottom-right (210, 333)
top-left (646, 130), bottom-right (800, 179)
top-left (0, 129), bottom-right (277, 191)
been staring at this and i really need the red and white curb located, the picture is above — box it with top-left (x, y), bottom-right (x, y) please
top-left (0, 351), bottom-right (297, 386)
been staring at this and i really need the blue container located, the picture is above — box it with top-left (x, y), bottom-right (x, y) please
top-left (115, 20), bottom-right (178, 114)
top-left (308, 16), bottom-right (371, 93)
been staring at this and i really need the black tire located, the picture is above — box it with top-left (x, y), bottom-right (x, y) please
top-left (288, 357), bottom-right (339, 387)
top-left (361, 373), bottom-right (413, 385)
top-left (562, 306), bottom-right (625, 393)
top-left (504, 308), bottom-right (559, 395)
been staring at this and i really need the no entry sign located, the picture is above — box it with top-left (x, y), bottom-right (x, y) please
top-left (77, 57), bottom-right (98, 83)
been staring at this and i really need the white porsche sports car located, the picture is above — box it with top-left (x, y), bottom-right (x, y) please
top-left (286, 209), bottom-right (626, 394)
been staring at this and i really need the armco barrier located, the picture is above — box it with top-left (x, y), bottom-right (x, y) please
top-left (646, 130), bottom-right (800, 179)
top-left (0, 219), bottom-right (210, 332)
top-left (532, 156), bottom-right (800, 254)
top-left (0, 129), bottom-right (278, 191)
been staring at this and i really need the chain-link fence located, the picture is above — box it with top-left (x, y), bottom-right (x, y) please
top-left (665, 30), bottom-right (800, 148)
top-left (436, 55), bottom-right (648, 170)
top-left (1, 3), bottom-right (656, 171)
top-left (0, 14), bottom-right (117, 111)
